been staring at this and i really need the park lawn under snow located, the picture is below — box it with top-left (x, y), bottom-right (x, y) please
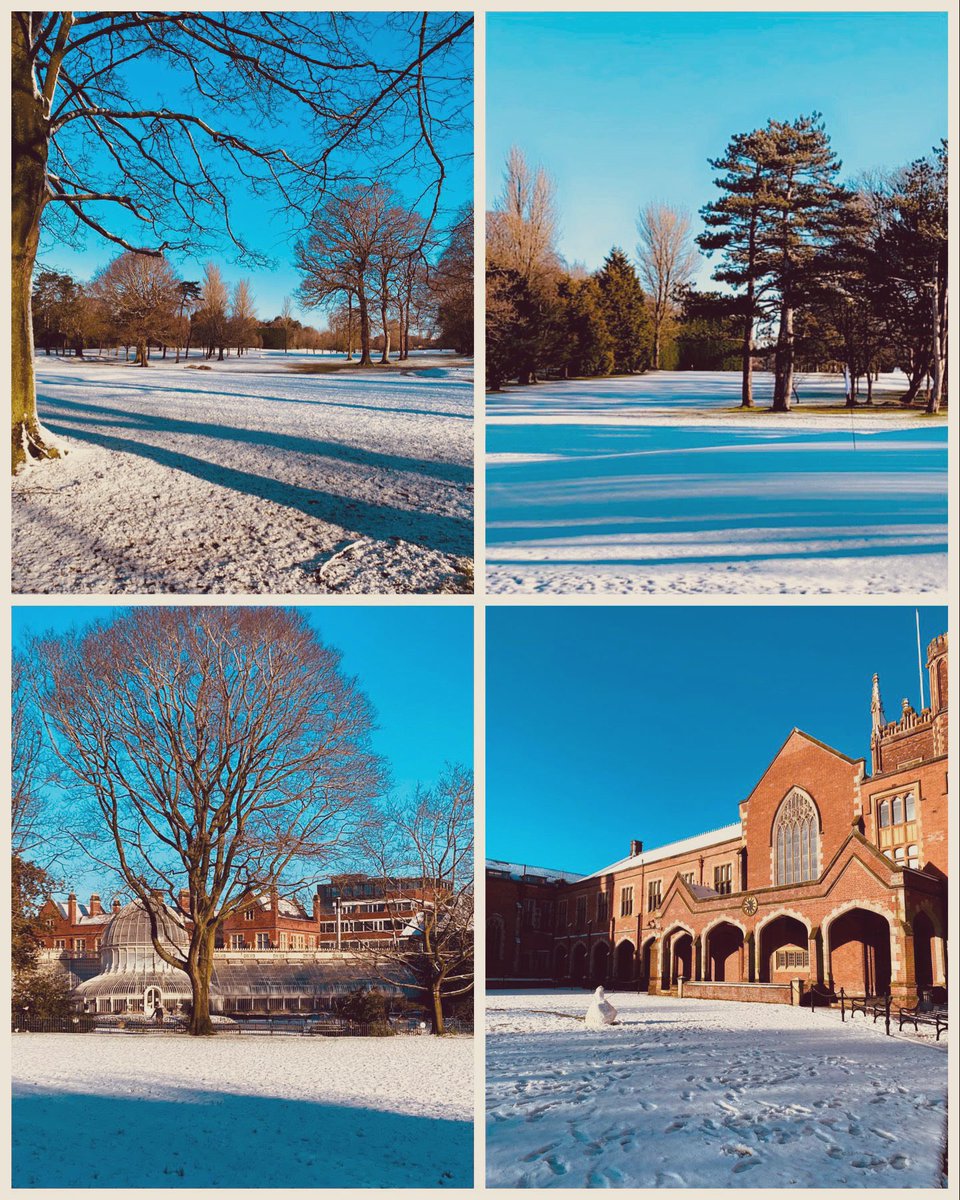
top-left (13, 351), bottom-right (473, 594)
top-left (13, 1031), bottom-right (473, 1188)
top-left (486, 990), bottom-right (947, 1189)
top-left (487, 370), bottom-right (947, 595)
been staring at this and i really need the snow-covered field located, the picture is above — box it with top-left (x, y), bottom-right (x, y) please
top-left (487, 371), bottom-right (947, 595)
top-left (13, 351), bottom-right (473, 593)
top-left (487, 990), bottom-right (947, 1189)
top-left (13, 1031), bottom-right (473, 1187)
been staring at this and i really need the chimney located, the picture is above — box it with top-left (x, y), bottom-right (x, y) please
top-left (178, 889), bottom-right (191, 915)
top-left (312, 894), bottom-right (321, 922)
top-left (112, 897), bottom-right (122, 914)
top-left (88, 893), bottom-right (103, 917)
top-left (269, 884), bottom-right (279, 912)
top-left (630, 840), bottom-right (643, 858)
top-left (67, 892), bottom-right (78, 925)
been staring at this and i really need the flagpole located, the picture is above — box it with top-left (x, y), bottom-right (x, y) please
top-left (915, 609), bottom-right (925, 710)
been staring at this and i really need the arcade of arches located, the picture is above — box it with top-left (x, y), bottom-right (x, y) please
top-left (486, 634), bottom-right (949, 1007)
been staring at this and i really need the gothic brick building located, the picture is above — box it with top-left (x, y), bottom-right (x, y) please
top-left (487, 634), bottom-right (948, 1006)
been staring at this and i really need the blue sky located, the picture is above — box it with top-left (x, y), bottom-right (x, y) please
top-left (487, 11), bottom-right (947, 275)
top-left (14, 604), bottom-right (473, 892)
top-left (486, 606), bottom-right (947, 876)
top-left (39, 12), bottom-right (473, 323)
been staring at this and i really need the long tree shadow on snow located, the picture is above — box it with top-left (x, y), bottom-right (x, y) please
top-left (40, 372), bottom-right (471, 421)
top-left (41, 394), bottom-right (471, 483)
top-left (13, 1084), bottom-right (472, 1188)
top-left (40, 422), bottom-right (472, 557)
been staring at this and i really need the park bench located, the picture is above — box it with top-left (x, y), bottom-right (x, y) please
top-left (898, 1002), bottom-right (948, 1041)
top-left (840, 990), bottom-right (892, 1034)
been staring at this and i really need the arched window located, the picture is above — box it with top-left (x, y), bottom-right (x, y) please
top-left (773, 788), bottom-right (820, 885)
top-left (879, 798), bottom-right (891, 828)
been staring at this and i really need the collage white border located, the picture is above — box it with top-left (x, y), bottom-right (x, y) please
top-left (1, 0), bottom-right (957, 1195)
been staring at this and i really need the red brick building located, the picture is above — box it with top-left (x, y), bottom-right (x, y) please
top-left (38, 875), bottom-right (428, 957)
top-left (487, 634), bottom-right (948, 1005)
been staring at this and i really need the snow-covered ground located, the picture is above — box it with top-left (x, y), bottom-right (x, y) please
top-left (13, 1031), bottom-right (473, 1187)
top-left (486, 990), bottom-right (947, 1189)
top-left (487, 371), bottom-right (947, 595)
top-left (13, 352), bottom-right (473, 593)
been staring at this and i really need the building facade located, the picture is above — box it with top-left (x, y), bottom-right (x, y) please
top-left (36, 874), bottom-right (429, 1017)
top-left (487, 634), bottom-right (948, 1006)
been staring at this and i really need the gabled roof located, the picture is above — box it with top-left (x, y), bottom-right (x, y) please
top-left (741, 728), bottom-right (864, 809)
top-left (51, 900), bottom-right (111, 925)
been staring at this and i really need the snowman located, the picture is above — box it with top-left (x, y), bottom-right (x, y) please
top-left (584, 985), bottom-right (618, 1029)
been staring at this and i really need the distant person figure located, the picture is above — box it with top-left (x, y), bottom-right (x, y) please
top-left (153, 1004), bottom-right (165, 1026)
top-left (585, 986), bottom-right (617, 1029)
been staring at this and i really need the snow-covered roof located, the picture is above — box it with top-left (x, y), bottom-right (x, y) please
top-left (582, 823), bottom-right (743, 882)
top-left (486, 859), bottom-right (585, 884)
top-left (52, 900), bottom-right (112, 925)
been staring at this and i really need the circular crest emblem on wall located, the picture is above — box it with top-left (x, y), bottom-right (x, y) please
top-left (741, 895), bottom-right (759, 916)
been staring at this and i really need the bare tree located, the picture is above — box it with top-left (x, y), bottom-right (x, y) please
top-left (11, 11), bottom-right (473, 469)
top-left (359, 765), bottom-right (473, 1034)
top-left (488, 146), bottom-right (560, 282)
top-left (635, 203), bottom-right (700, 369)
top-left (196, 263), bottom-right (229, 361)
top-left (33, 607), bottom-right (386, 1036)
top-left (229, 280), bottom-right (258, 356)
top-left (89, 252), bottom-right (180, 366)
top-left (296, 183), bottom-right (400, 365)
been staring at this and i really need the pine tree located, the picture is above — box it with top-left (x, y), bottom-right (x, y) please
top-left (758, 115), bottom-right (854, 410)
top-left (594, 248), bottom-right (650, 374)
top-left (558, 277), bottom-right (613, 378)
top-left (699, 128), bottom-right (772, 407)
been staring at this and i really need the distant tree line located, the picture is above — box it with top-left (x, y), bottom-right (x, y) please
top-left (487, 122), bottom-right (947, 413)
top-left (30, 199), bottom-right (473, 367)
top-left (296, 186), bottom-right (473, 362)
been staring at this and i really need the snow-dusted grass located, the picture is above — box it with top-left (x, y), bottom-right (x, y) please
top-left (486, 990), bottom-right (947, 1189)
top-left (14, 352), bottom-right (473, 594)
top-left (13, 1031), bottom-right (473, 1187)
top-left (487, 371), bottom-right (947, 595)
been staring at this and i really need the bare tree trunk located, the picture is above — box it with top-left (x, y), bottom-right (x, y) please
top-left (928, 270), bottom-right (945, 415)
top-left (11, 17), bottom-right (59, 470)
top-left (186, 924), bottom-right (217, 1036)
top-left (346, 294), bottom-right (354, 361)
top-left (137, 337), bottom-right (150, 367)
top-left (740, 313), bottom-right (754, 409)
top-left (772, 303), bottom-right (794, 412)
top-left (380, 302), bottom-right (390, 364)
top-left (357, 290), bottom-right (372, 365)
top-left (430, 982), bottom-right (445, 1035)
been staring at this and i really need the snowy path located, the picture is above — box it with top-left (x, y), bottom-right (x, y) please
top-left (486, 990), bottom-right (947, 1189)
top-left (14, 353), bottom-right (473, 593)
top-left (487, 371), bottom-right (947, 595)
top-left (13, 1032), bottom-right (473, 1187)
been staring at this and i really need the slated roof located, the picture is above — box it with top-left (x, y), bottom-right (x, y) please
top-left (485, 859), bottom-right (585, 883)
top-left (582, 823), bottom-right (743, 882)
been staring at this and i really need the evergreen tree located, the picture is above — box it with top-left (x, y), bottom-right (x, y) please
top-left (699, 128), bottom-right (772, 407)
top-left (594, 248), bottom-right (650, 374)
top-left (558, 277), bottom-right (613, 378)
top-left (758, 115), bottom-right (854, 410)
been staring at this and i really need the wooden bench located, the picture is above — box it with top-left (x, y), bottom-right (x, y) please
top-left (898, 1003), bottom-right (948, 1041)
top-left (844, 992), bottom-right (891, 1033)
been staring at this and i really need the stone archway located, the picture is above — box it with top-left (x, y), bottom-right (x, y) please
top-left (758, 914), bottom-right (810, 984)
top-left (592, 940), bottom-right (610, 985)
top-left (639, 938), bottom-right (656, 992)
top-left (486, 916), bottom-right (505, 975)
top-left (554, 942), bottom-right (569, 981)
top-left (827, 907), bottom-right (892, 996)
top-left (571, 942), bottom-right (588, 984)
top-left (615, 939), bottom-right (636, 984)
top-left (911, 910), bottom-right (936, 992)
top-left (705, 921), bottom-right (746, 982)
